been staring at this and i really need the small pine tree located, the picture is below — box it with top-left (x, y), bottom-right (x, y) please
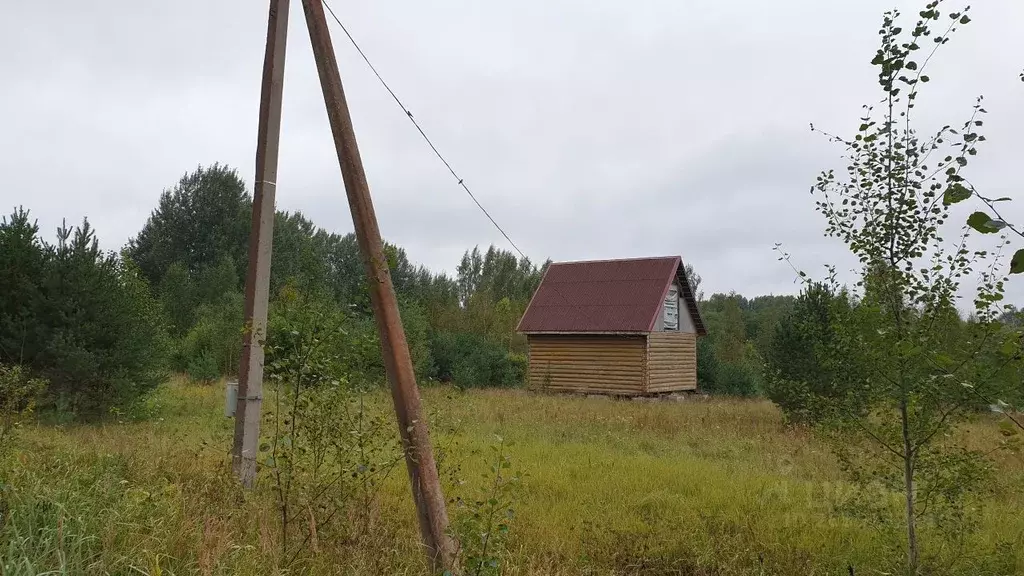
top-left (0, 209), bottom-right (168, 417)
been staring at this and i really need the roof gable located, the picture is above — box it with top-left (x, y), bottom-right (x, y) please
top-left (516, 256), bottom-right (706, 335)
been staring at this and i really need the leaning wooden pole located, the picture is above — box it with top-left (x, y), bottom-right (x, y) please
top-left (299, 0), bottom-right (455, 570)
top-left (232, 0), bottom-right (290, 488)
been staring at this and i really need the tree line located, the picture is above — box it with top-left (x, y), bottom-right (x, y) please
top-left (0, 160), bottom-right (859, 416)
top-left (0, 163), bottom-right (552, 416)
top-left (3, 159), bottom-right (1022, 418)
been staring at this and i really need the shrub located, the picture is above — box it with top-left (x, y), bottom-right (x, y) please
top-left (696, 334), bottom-right (759, 397)
top-left (173, 291), bottom-right (243, 377)
top-left (261, 310), bottom-right (404, 563)
top-left (266, 285), bottom-right (348, 380)
top-left (0, 210), bottom-right (168, 417)
top-left (504, 353), bottom-right (527, 387)
top-left (0, 364), bottom-right (46, 451)
top-left (399, 297), bottom-right (435, 381)
top-left (186, 349), bottom-right (220, 385)
top-left (712, 361), bottom-right (760, 397)
top-left (696, 337), bottom-right (718, 392)
top-left (339, 316), bottom-right (387, 386)
top-left (447, 435), bottom-right (520, 576)
top-left (264, 284), bottom-right (438, 389)
top-left (339, 297), bottom-right (436, 384)
top-left (432, 332), bottom-right (525, 389)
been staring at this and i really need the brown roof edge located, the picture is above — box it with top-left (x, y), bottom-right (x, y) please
top-left (646, 256), bottom-right (683, 332)
top-left (514, 262), bottom-right (552, 333)
top-left (521, 331), bottom-right (649, 335)
top-left (643, 257), bottom-right (707, 335)
top-left (677, 262), bottom-right (708, 336)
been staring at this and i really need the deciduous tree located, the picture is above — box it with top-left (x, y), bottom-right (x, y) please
top-left (797, 3), bottom-right (1023, 571)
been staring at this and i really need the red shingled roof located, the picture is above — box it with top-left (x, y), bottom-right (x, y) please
top-left (516, 256), bottom-right (706, 335)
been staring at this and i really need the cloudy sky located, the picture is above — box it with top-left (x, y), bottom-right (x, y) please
top-left (2, 0), bottom-right (1023, 302)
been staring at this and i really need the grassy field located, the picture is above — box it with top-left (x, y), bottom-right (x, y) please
top-left (2, 379), bottom-right (1023, 575)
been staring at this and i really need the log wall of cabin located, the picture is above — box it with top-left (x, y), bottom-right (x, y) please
top-left (645, 332), bottom-right (697, 392)
top-left (526, 334), bottom-right (646, 395)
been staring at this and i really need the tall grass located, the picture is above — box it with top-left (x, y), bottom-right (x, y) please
top-left (1, 379), bottom-right (1022, 575)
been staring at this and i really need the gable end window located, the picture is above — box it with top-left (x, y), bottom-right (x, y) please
top-left (663, 286), bottom-right (679, 330)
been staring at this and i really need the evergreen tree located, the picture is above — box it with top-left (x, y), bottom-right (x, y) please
top-left (0, 210), bottom-right (168, 416)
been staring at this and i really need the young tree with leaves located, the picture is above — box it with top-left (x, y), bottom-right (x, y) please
top-left (797, 2), bottom-right (1023, 572)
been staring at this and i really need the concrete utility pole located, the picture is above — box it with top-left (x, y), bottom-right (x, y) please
top-left (232, 0), bottom-right (290, 489)
top-left (299, 0), bottom-right (455, 570)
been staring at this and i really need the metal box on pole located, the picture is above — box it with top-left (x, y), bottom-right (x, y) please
top-left (225, 379), bottom-right (238, 418)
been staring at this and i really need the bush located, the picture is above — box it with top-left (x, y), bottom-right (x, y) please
top-left (0, 210), bottom-right (168, 417)
top-left (431, 331), bottom-right (524, 389)
top-left (505, 352), bottom-right (527, 386)
top-left (263, 284), bottom-right (439, 389)
top-left (0, 364), bottom-right (47, 450)
top-left (173, 291), bottom-right (243, 377)
top-left (696, 337), bottom-right (718, 392)
top-left (398, 297), bottom-right (434, 381)
top-left (260, 316), bottom-right (404, 561)
top-left (708, 361), bottom-right (759, 397)
top-left (697, 335), bottom-right (759, 397)
top-left (186, 349), bottom-right (220, 384)
top-left (332, 297), bottom-right (436, 385)
top-left (339, 316), bottom-right (387, 386)
top-left (266, 285), bottom-right (348, 382)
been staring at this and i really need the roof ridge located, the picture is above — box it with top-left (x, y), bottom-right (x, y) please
top-left (544, 278), bottom-right (674, 283)
top-left (549, 255), bottom-right (680, 266)
top-left (527, 304), bottom-right (657, 307)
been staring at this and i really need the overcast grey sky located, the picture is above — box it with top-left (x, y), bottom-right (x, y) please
top-left (2, 1), bottom-right (1022, 302)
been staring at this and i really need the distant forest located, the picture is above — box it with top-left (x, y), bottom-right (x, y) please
top-left (2, 163), bottom-right (1022, 416)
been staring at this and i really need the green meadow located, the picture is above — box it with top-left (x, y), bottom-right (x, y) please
top-left (3, 379), bottom-right (1022, 575)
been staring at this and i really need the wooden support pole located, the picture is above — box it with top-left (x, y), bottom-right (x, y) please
top-left (299, 0), bottom-right (455, 570)
top-left (232, 0), bottom-right (290, 489)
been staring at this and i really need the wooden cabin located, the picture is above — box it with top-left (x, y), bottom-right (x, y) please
top-left (516, 256), bottom-right (706, 396)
